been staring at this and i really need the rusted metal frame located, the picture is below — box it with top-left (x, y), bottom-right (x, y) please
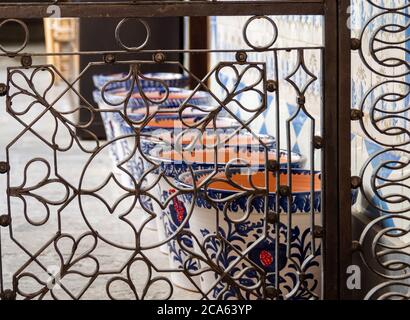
top-left (322, 0), bottom-right (341, 300)
top-left (0, 1), bottom-right (325, 18)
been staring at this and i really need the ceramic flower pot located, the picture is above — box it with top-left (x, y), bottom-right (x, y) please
top-left (93, 72), bottom-right (189, 91)
top-left (176, 168), bottom-right (323, 299)
top-left (147, 137), bottom-right (305, 293)
top-left (92, 89), bottom-right (201, 232)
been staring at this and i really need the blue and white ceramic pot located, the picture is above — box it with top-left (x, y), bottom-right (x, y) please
top-left (93, 91), bottom-right (135, 187)
top-left (146, 130), bottom-right (276, 251)
top-left (92, 88), bottom-right (216, 234)
top-left (102, 87), bottom-right (213, 110)
top-left (176, 168), bottom-right (322, 299)
top-left (93, 72), bottom-right (189, 91)
top-left (92, 87), bottom-right (220, 192)
top-left (92, 86), bottom-right (219, 189)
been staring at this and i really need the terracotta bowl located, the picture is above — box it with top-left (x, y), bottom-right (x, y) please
top-left (114, 117), bottom-right (242, 189)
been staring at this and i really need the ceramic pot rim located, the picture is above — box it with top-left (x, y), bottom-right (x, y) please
top-left (177, 168), bottom-right (321, 196)
top-left (132, 116), bottom-right (241, 130)
top-left (148, 147), bottom-right (303, 167)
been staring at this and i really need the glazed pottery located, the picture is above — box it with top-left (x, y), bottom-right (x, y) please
top-left (92, 88), bottom-right (213, 234)
top-left (150, 144), bottom-right (303, 179)
top-left (147, 136), bottom-right (304, 293)
top-left (144, 130), bottom-right (276, 255)
top-left (135, 122), bottom-right (244, 290)
top-left (177, 168), bottom-right (359, 299)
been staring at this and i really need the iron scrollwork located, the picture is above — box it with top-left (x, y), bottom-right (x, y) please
top-left (0, 9), bottom-right (324, 300)
top-left (352, 0), bottom-right (410, 300)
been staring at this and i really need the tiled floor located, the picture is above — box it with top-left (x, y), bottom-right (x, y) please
top-left (0, 44), bottom-right (197, 299)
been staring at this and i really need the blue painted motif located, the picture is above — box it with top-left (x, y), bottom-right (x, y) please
top-left (198, 221), bottom-right (320, 300)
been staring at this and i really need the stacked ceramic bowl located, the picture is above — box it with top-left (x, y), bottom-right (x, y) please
top-left (92, 72), bottom-right (191, 187)
top-left (149, 133), bottom-right (359, 298)
top-left (93, 72), bottom-right (216, 189)
top-left (92, 72), bottom-right (241, 263)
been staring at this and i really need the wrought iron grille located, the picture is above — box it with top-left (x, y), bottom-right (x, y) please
top-left (0, 0), bottom-right (343, 300)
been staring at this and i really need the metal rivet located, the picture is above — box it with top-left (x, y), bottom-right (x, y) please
top-left (266, 80), bottom-right (277, 93)
top-left (313, 136), bottom-right (324, 149)
top-left (267, 211), bottom-right (279, 224)
top-left (297, 95), bottom-right (306, 105)
top-left (351, 176), bottom-right (362, 189)
top-left (298, 272), bottom-right (308, 283)
top-left (0, 162), bottom-right (9, 174)
top-left (313, 225), bottom-right (324, 238)
top-left (1, 289), bottom-right (16, 300)
top-left (351, 109), bottom-right (364, 121)
top-left (267, 159), bottom-right (280, 172)
top-left (103, 53), bottom-right (116, 64)
top-left (235, 51), bottom-right (247, 63)
top-left (220, 274), bottom-right (230, 284)
top-left (265, 286), bottom-right (280, 299)
top-left (352, 240), bottom-right (362, 252)
top-left (0, 215), bottom-right (11, 227)
top-left (153, 52), bottom-right (166, 63)
top-left (0, 83), bottom-right (8, 97)
top-left (21, 55), bottom-right (32, 68)
top-left (351, 38), bottom-right (361, 51)
top-left (279, 185), bottom-right (291, 197)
